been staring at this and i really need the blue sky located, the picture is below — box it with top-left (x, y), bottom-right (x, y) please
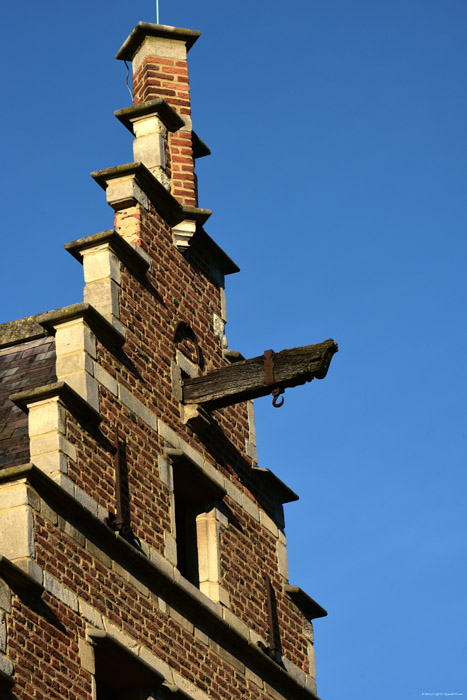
top-left (1, 1), bottom-right (466, 698)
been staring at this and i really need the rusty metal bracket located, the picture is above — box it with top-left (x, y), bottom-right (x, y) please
top-left (257, 573), bottom-right (279, 661)
top-left (106, 426), bottom-right (129, 536)
top-left (263, 350), bottom-right (285, 408)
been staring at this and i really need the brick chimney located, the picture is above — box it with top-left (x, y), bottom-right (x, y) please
top-left (115, 23), bottom-right (201, 207)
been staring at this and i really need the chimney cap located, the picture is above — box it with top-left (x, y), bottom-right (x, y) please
top-left (116, 22), bottom-right (201, 61)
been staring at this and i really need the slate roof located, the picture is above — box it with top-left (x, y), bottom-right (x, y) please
top-left (0, 335), bottom-right (56, 469)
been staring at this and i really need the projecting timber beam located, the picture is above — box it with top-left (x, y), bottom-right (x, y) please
top-left (182, 339), bottom-right (338, 410)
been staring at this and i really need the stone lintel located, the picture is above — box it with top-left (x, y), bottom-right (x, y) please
top-left (36, 303), bottom-right (125, 350)
top-left (192, 131), bottom-right (211, 159)
top-left (285, 585), bottom-right (327, 621)
top-left (0, 315), bottom-right (47, 350)
top-left (116, 23), bottom-right (201, 62)
top-left (190, 229), bottom-right (240, 276)
top-left (115, 99), bottom-right (184, 134)
top-left (252, 467), bottom-right (299, 504)
top-left (0, 554), bottom-right (44, 597)
top-left (88, 629), bottom-right (165, 688)
top-left (92, 162), bottom-right (211, 227)
top-left (64, 230), bottom-right (150, 277)
top-left (10, 381), bottom-right (101, 428)
top-left (0, 463), bottom-right (319, 700)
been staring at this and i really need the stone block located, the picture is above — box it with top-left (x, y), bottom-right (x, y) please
top-left (55, 320), bottom-right (96, 359)
top-left (63, 373), bottom-right (99, 412)
top-left (13, 559), bottom-right (43, 586)
top-left (106, 179), bottom-right (149, 211)
top-left (30, 433), bottom-right (77, 462)
top-left (259, 509), bottom-right (279, 538)
top-left (86, 540), bottom-right (111, 568)
top-left (139, 646), bottom-right (173, 685)
top-left (0, 612), bottom-right (6, 653)
top-left (0, 483), bottom-right (39, 512)
top-left (0, 506), bottom-right (35, 559)
top-left (221, 607), bottom-right (249, 640)
top-left (74, 485), bottom-right (99, 517)
top-left (78, 637), bottom-right (95, 674)
top-left (164, 532), bottom-right (177, 566)
top-left (58, 516), bottom-right (85, 546)
top-left (79, 599), bottom-right (104, 629)
top-left (102, 619), bottom-right (139, 655)
top-left (133, 133), bottom-right (166, 170)
top-left (0, 581), bottom-right (11, 613)
top-left (119, 386), bottom-right (158, 432)
top-left (133, 36), bottom-right (187, 73)
top-left (84, 279), bottom-right (120, 321)
top-left (34, 452), bottom-right (69, 475)
top-left (245, 666), bottom-right (263, 689)
top-left (55, 351), bottom-right (94, 379)
top-left (0, 654), bottom-right (13, 678)
top-left (82, 247), bottom-right (121, 285)
top-left (28, 398), bottom-right (66, 436)
top-left (276, 540), bottom-right (289, 581)
top-left (93, 363), bottom-right (118, 397)
top-left (168, 606), bottom-right (193, 634)
top-left (282, 657), bottom-right (306, 688)
top-left (171, 672), bottom-right (210, 700)
top-left (241, 493), bottom-right (260, 522)
top-left (43, 572), bottom-right (79, 612)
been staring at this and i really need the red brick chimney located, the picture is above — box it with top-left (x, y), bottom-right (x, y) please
top-left (116, 23), bottom-right (201, 207)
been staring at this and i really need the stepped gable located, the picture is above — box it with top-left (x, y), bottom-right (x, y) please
top-left (0, 19), bottom-right (337, 700)
top-left (0, 328), bottom-right (56, 468)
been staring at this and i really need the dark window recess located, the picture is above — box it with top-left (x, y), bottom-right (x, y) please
top-left (170, 451), bottom-right (226, 588)
top-left (92, 632), bottom-right (163, 700)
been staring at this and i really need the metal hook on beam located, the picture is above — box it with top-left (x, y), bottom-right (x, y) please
top-left (263, 350), bottom-right (285, 408)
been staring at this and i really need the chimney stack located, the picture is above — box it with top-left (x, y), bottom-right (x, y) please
top-left (116, 23), bottom-right (201, 207)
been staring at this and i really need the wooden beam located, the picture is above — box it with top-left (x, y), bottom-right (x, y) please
top-left (182, 339), bottom-right (338, 410)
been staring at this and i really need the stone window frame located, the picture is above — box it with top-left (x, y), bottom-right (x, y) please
top-left (165, 448), bottom-right (230, 607)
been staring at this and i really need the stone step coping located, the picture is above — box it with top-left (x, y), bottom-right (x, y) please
top-left (190, 228), bottom-right (240, 276)
top-left (192, 131), bottom-right (211, 159)
top-left (0, 463), bottom-right (319, 700)
top-left (0, 314), bottom-right (47, 350)
top-left (115, 98), bottom-right (185, 134)
top-left (91, 162), bottom-right (211, 227)
top-left (285, 585), bottom-right (327, 621)
top-left (252, 467), bottom-right (299, 505)
top-left (91, 162), bottom-right (239, 275)
top-left (36, 303), bottom-right (125, 350)
top-left (116, 23), bottom-right (201, 62)
top-left (10, 381), bottom-right (101, 428)
top-left (64, 229), bottom-right (150, 278)
top-left (0, 554), bottom-right (44, 597)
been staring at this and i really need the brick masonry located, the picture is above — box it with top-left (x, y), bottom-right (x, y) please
top-left (0, 21), bottom-right (325, 700)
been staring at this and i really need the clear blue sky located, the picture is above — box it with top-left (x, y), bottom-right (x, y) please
top-left (1, 1), bottom-right (466, 698)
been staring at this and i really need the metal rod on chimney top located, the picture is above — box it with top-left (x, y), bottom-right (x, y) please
top-left (156, 0), bottom-right (160, 24)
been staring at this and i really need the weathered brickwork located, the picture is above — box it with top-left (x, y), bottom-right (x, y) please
top-left (0, 20), bottom-right (327, 700)
top-left (133, 57), bottom-right (196, 206)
